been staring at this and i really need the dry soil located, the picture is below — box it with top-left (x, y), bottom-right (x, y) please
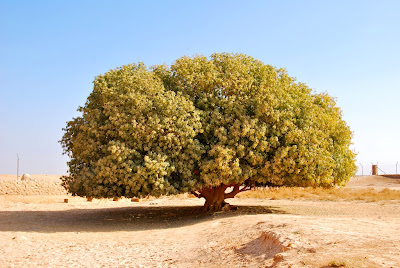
top-left (0, 175), bottom-right (399, 267)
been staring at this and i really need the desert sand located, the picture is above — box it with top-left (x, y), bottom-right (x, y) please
top-left (1, 175), bottom-right (400, 267)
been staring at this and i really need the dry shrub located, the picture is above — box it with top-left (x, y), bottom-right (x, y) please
top-left (238, 187), bottom-right (400, 202)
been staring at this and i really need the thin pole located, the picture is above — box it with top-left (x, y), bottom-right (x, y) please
top-left (359, 163), bottom-right (363, 176)
top-left (17, 153), bottom-right (19, 180)
top-left (378, 167), bottom-right (387, 175)
top-left (397, 161), bottom-right (398, 174)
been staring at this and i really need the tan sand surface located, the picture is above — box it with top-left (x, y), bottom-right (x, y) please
top-left (1, 176), bottom-right (399, 267)
top-left (347, 175), bottom-right (400, 190)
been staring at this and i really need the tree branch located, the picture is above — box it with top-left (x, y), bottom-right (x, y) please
top-left (224, 181), bottom-right (254, 199)
top-left (191, 191), bottom-right (203, 198)
top-left (224, 183), bottom-right (241, 199)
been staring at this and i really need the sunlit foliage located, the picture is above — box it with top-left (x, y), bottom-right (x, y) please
top-left (61, 53), bottom-right (356, 207)
top-left (61, 63), bottom-right (202, 198)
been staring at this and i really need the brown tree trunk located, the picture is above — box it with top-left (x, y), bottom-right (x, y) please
top-left (200, 185), bottom-right (229, 212)
top-left (193, 182), bottom-right (253, 212)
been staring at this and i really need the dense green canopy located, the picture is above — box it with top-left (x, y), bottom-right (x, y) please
top-left (61, 53), bottom-right (356, 210)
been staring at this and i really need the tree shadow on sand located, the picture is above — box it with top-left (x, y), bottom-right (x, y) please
top-left (0, 205), bottom-right (286, 233)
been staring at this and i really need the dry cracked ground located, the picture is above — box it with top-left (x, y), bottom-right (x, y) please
top-left (0, 175), bottom-right (399, 268)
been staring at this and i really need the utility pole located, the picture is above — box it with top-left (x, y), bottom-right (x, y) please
top-left (359, 163), bottom-right (363, 176)
top-left (17, 153), bottom-right (19, 180)
top-left (397, 161), bottom-right (398, 175)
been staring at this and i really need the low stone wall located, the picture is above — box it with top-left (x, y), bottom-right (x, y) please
top-left (0, 179), bottom-right (67, 195)
top-left (382, 175), bottom-right (400, 179)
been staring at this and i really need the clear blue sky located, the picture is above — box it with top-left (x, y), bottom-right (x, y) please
top-left (1, 0), bottom-right (399, 175)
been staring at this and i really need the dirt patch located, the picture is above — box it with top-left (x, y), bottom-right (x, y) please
top-left (236, 230), bottom-right (293, 266)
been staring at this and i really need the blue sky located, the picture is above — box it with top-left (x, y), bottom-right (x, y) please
top-left (1, 0), bottom-right (399, 175)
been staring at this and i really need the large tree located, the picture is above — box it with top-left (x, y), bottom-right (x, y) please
top-left (61, 53), bottom-right (356, 211)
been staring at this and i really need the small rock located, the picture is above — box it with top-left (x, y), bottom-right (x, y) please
top-left (221, 203), bottom-right (230, 211)
top-left (12, 236), bottom-right (28, 241)
top-left (307, 247), bottom-right (317, 253)
top-left (21, 174), bottom-right (31, 181)
top-left (273, 253), bottom-right (284, 262)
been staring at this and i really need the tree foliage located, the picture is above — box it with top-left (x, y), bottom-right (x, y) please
top-left (61, 53), bottom-right (356, 211)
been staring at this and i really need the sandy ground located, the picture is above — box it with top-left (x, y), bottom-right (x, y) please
top-left (346, 175), bottom-right (400, 190)
top-left (1, 176), bottom-right (400, 267)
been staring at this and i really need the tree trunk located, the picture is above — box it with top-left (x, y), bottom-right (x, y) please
top-left (200, 185), bottom-right (229, 212)
top-left (193, 183), bottom-right (253, 212)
